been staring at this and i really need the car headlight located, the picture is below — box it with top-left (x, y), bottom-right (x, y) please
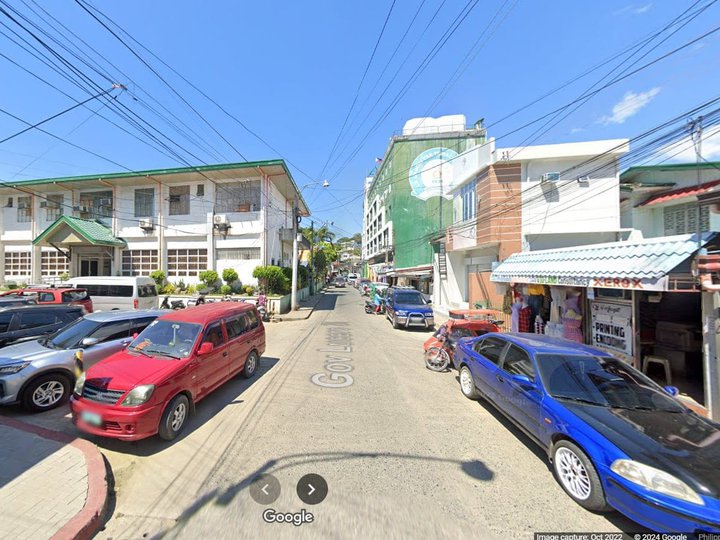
top-left (0, 361), bottom-right (30, 375)
top-left (611, 459), bottom-right (704, 505)
top-left (396, 310), bottom-right (407, 316)
top-left (120, 384), bottom-right (155, 407)
top-left (74, 372), bottom-right (86, 396)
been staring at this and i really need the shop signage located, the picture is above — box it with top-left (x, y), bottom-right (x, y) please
top-left (490, 273), bottom-right (667, 291)
top-left (590, 301), bottom-right (633, 356)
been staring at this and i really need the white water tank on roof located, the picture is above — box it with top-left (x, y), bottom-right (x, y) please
top-left (402, 114), bottom-right (466, 136)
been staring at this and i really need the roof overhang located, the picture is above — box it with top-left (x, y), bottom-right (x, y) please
top-left (490, 233), bottom-right (715, 292)
top-left (33, 216), bottom-right (126, 248)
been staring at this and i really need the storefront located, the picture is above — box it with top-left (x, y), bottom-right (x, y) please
top-left (490, 233), bottom-right (717, 418)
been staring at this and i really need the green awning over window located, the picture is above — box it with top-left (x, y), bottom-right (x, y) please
top-left (33, 216), bottom-right (126, 248)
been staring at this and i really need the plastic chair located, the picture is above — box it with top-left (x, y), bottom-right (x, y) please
top-left (642, 355), bottom-right (672, 385)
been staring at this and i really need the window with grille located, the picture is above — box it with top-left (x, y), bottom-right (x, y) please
top-left (216, 248), bottom-right (261, 261)
top-left (167, 248), bottom-right (207, 277)
top-left (5, 251), bottom-right (31, 276)
top-left (17, 196), bottom-right (32, 223)
top-left (41, 251), bottom-right (69, 277)
top-left (78, 191), bottom-right (112, 220)
top-left (214, 181), bottom-right (261, 213)
top-left (134, 188), bottom-right (155, 218)
top-left (663, 204), bottom-right (710, 235)
top-left (45, 194), bottom-right (63, 221)
top-left (121, 250), bottom-right (159, 276)
top-left (169, 185), bottom-right (190, 215)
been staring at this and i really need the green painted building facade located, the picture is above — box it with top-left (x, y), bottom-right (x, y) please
top-left (366, 131), bottom-right (485, 272)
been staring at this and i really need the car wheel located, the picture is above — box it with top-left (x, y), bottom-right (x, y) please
top-left (158, 394), bottom-right (190, 441)
top-left (241, 351), bottom-right (259, 379)
top-left (22, 373), bottom-right (72, 412)
top-left (459, 366), bottom-right (480, 400)
top-left (552, 440), bottom-right (610, 512)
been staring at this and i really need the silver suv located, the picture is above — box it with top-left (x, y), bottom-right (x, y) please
top-left (0, 310), bottom-right (163, 412)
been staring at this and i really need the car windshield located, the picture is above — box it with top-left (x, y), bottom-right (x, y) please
top-left (536, 354), bottom-right (685, 412)
top-left (44, 317), bottom-right (101, 349)
top-left (129, 320), bottom-right (202, 360)
top-left (395, 292), bottom-right (426, 305)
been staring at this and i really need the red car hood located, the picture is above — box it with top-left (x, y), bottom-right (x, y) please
top-left (85, 351), bottom-right (182, 392)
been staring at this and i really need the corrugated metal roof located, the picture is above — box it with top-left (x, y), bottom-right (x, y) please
top-left (491, 233), bottom-right (714, 281)
top-left (33, 216), bottom-right (127, 248)
top-left (639, 179), bottom-right (720, 207)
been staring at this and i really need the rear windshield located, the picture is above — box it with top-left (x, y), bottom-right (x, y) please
top-left (138, 284), bottom-right (157, 297)
top-left (62, 290), bottom-right (89, 302)
top-left (78, 284), bottom-right (134, 297)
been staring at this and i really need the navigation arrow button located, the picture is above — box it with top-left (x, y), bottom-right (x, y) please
top-left (296, 474), bottom-right (328, 505)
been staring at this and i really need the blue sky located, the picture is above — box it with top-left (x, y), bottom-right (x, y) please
top-left (0, 0), bottom-right (719, 237)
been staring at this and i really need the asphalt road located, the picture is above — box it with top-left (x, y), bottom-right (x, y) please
top-left (2, 289), bottom-right (643, 539)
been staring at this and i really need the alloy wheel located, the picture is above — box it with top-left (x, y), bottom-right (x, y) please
top-left (555, 447), bottom-right (592, 500)
top-left (460, 368), bottom-right (474, 396)
top-left (170, 402), bottom-right (187, 432)
top-left (32, 380), bottom-right (65, 408)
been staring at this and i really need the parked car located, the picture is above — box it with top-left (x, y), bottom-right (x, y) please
top-left (384, 286), bottom-right (434, 330)
top-left (0, 304), bottom-right (83, 348)
top-left (0, 297), bottom-right (37, 307)
top-left (0, 309), bottom-right (162, 412)
top-left (1, 287), bottom-right (93, 313)
top-left (71, 302), bottom-right (266, 441)
top-left (64, 276), bottom-right (158, 311)
top-left (453, 332), bottom-right (720, 533)
top-left (347, 273), bottom-right (359, 286)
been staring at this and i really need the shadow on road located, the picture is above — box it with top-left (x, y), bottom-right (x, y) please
top-left (312, 291), bottom-right (338, 311)
top-left (152, 450), bottom-right (496, 539)
top-left (88, 356), bottom-right (281, 457)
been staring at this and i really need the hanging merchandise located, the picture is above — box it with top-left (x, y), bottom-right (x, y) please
top-left (511, 300), bottom-right (522, 332)
top-left (549, 287), bottom-right (567, 323)
top-left (527, 284), bottom-right (545, 296)
top-left (562, 292), bottom-right (584, 343)
top-left (503, 286), bottom-right (513, 315)
top-left (519, 302), bottom-right (533, 333)
top-left (534, 315), bottom-right (545, 335)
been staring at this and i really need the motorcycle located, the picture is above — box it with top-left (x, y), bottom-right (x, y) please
top-left (186, 287), bottom-right (211, 307)
top-left (160, 296), bottom-right (185, 310)
top-left (257, 305), bottom-right (270, 322)
top-left (424, 319), bottom-right (502, 372)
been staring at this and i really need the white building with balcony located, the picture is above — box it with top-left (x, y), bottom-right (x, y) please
top-left (0, 160), bottom-right (309, 285)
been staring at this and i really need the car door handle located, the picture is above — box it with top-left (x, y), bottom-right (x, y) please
top-left (223, 352), bottom-right (228, 357)
top-left (496, 374), bottom-right (505, 383)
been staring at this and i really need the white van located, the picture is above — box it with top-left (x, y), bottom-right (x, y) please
top-left (64, 276), bottom-right (158, 311)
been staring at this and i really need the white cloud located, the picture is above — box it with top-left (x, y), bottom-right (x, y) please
top-left (570, 127), bottom-right (584, 134)
top-left (600, 87), bottom-right (661, 125)
top-left (613, 3), bottom-right (652, 16)
top-left (656, 125), bottom-right (720, 162)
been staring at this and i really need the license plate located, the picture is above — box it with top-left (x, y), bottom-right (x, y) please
top-left (81, 411), bottom-right (102, 426)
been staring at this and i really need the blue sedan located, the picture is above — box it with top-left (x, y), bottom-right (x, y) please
top-left (453, 333), bottom-right (720, 533)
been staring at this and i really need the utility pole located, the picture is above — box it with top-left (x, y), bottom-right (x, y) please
top-left (291, 198), bottom-right (299, 311)
top-left (690, 116), bottom-right (704, 249)
top-left (309, 220), bottom-right (315, 295)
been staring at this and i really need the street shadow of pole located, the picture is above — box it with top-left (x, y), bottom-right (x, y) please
top-left (87, 357), bottom-right (281, 458)
top-left (153, 451), bottom-right (494, 539)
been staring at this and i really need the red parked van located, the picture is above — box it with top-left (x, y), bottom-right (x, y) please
top-left (70, 302), bottom-right (265, 441)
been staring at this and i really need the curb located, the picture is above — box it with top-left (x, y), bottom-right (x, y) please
top-left (0, 416), bottom-right (108, 540)
top-left (274, 291), bottom-right (326, 322)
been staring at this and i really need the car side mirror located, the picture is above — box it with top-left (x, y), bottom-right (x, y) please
top-left (426, 298), bottom-right (432, 304)
top-left (198, 342), bottom-right (214, 355)
top-left (80, 337), bottom-right (99, 348)
top-left (510, 373), bottom-right (534, 387)
top-left (664, 385), bottom-right (680, 397)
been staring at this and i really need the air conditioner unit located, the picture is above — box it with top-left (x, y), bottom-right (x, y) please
top-left (540, 172), bottom-right (560, 183)
top-left (213, 214), bottom-right (230, 227)
top-left (39, 201), bottom-right (48, 208)
top-left (139, 218), bottom-right (154, 230)
top-left (577, 176), bottom-right (590, 186)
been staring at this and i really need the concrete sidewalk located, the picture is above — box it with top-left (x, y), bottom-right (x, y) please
top-left (0, 416), bottom-right (108, 540)
top-left (274, 289), bottom-right (326, 321)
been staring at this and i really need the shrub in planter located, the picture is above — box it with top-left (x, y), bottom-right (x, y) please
top-left (174, 279), bottom-right (187, 292)
top-left (252, 265), bottom-right (289, 295)
top-left (244, 285), bottom-right (255, 295)
top-left (231, 281), bottom-right (244, 294)
top-left (198, 270), bottom-right (219, 291)
top-left (186, 284), bottom-right (197, 295)
top-left (149, 269), bottom-right (166, 289)
top-left (222, 268), bottom-right (239, 286)
top-left (6, 282), bottom-right (17, 290)
top-left (219, 284), bottom-right (232, 296)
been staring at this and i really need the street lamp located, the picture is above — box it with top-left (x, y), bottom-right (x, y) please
top-left (291, 180), bottom-right (329, 310)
